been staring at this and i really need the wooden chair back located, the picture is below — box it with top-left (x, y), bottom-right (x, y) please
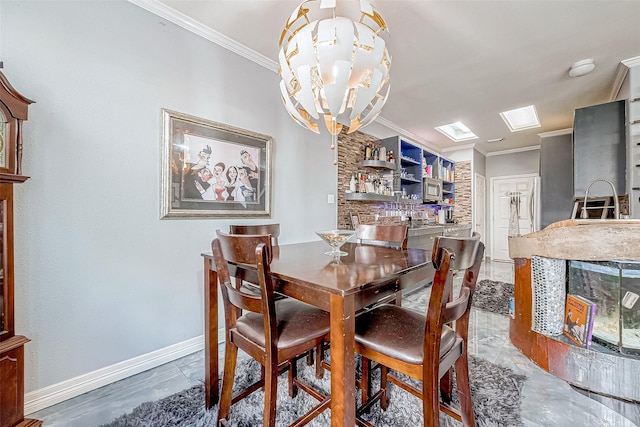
top-left (356, 224), bottom-right (408, 249)
top-left (212, 230), bottom-right (275, 330)
top-left (354, 232), bottom-right (484, 426)
top-left (212, 229), bottom-right (331, 426)
top-left (230, 223), bottom-right (280, 246)
top-left (425, 233), bottom-right (484, 412)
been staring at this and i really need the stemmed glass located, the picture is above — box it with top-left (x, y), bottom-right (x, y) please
top-left (315, 230), bottom-right (355, 257)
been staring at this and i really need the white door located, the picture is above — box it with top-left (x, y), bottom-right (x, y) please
top-left (491, 175), bottom-right (537, 261)
top-left (474, 173), bottom-right (486, 243)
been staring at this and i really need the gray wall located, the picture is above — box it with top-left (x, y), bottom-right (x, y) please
top-left (540, 133), bottom-right (574, 227)
top-left (474, 148), bottom-right (487, 177)
top-left (486, 149), bottom-right (540, 178)
top-left (2, 1), bottom-right (337, 394)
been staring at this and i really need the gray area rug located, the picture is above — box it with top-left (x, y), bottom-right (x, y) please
top-left (473, 279), bottom-right (514, 317)
top-left (403, 279), bottom-right (514, 317)
top-left (101, 354), bottom-right (526, 427)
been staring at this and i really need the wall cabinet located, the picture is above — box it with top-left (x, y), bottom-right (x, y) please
top-left (380, 136), bottom-right (456, 205)
top-left (573, 100), bottom-right (626, 197)
top-left (439, 157), bottom-right (455, 205)
top-left (380, 136), bottom-right (423, 200)
top-left (0, 71), bottom-right (41, 427)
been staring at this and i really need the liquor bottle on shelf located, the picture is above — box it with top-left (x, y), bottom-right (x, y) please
top-left (349, 174), bottom-right (356, 193)
top-left (379, 146), bottom-right (386, 162)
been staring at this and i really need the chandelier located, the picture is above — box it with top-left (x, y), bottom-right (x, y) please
top-left (278, 0), bottom-right (391, 161)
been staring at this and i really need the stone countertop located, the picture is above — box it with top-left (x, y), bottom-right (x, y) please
top-left (508, 219), bottom-right (640, 261)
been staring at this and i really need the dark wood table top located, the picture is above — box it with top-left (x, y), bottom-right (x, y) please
top-left (203, 240), bottom-right (432, 296)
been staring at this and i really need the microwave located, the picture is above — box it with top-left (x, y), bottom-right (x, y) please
top-left (423, 178), bottom-right (442, 203)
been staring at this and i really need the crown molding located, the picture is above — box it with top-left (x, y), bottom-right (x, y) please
top-left (622, 56), bottom-right (640, 68)
top-left (609, 62), bottom-right (629, 101)
top-left (538, 128), bottom-right (572, 138)
top-left (441, 142), bottom-right (476, 153)
top-left (486, 145), bottom-right (540, 157)
top-left (373, 116), bottom-right (440, 153)
top-left (473, 145), bottom-right (487, 156)
top-left (128, 0), bottom-right (278, 72)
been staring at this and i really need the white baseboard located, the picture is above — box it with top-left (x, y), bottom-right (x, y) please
top-left (25, 328), bottom-right (226, 415)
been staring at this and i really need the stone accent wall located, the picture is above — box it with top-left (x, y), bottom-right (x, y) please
top-left (336, 129), bottom-right (381, 228)
top-left (336, 130), bottom-right (435, 228)
top-left (454, 161), bottom-right (472, 225)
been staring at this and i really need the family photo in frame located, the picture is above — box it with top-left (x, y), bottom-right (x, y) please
top-left (160, 109), bottom-right (272, 219)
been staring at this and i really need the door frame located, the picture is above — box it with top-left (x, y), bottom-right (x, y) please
top-left (473, 173), bottom-right (486, 244)
top-left (489, 173), bottom-right (539, 261)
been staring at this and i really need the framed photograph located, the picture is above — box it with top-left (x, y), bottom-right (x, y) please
top-left (160, 109), bottom-right (272, 219)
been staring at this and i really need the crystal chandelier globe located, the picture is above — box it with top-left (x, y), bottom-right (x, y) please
top-left (278, 0), bottom-right (391, 138)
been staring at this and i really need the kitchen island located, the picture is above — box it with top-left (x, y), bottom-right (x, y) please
top-left (407, 223), bottom-right (471, 253)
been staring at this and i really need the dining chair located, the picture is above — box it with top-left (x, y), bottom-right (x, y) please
top-left (229, 223), bottom-right (280, 246)
top-left (229, 223), bottom-right (320, 373)
top-left (316, 223), bottom-right (410, 382)
top-left (355, 223), bottom-right (408, 249)
top-left (212, 230), bottom-right (331, 427)
top-left (228, 223), bottom-right (282, 295)
top-left (355, 223), bottom-right (408, 307)
top-left (354, 233), bottom-right (484, 427)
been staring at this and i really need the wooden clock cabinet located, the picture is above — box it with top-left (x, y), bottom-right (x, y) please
top-left (0, 69), bottom-right (41, 427)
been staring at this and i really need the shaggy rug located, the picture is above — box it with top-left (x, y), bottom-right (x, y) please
top-left (473, 280), bottom-right (514, 317)
top-left (402, 279), bottom-right (514, 317)
top-left (101, 354), bottom-right (526, 427)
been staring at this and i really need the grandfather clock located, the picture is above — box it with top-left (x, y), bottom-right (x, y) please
top-left (0, 69), bottom-right (41, 427)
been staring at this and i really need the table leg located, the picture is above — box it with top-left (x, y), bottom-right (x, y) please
top-left (204, 258), bottom-right (219, 409)
top-left (330, 293), bottom-right (356, 427)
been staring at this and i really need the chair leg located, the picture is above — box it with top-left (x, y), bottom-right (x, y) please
top-left (218, 342), bottom-right (238, 425)
top-left (315, 343), bottom-right (325, 379)
top-left (380, 365), bottom-right (389, 410)
top-left (455, 356), bottom-right (476, 427)
top-left (439, 368), bottom-right (453, 404)
top-left (288, 359), bottom-right (299, 398)
top-left (264, 356), bottom-right (278, 427)
top-left (360, 357), bottom-right (371, 407)
top-left (422, 370), bottom-right (441, 427)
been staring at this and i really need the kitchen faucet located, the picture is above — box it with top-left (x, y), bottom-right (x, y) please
top-left (581, 178), bottom-right (620, 219)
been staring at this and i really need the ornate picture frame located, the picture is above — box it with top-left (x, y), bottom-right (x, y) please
top-left (160, 109), bottom-right (272, 219)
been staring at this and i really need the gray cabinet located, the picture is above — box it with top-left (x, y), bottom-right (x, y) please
top-left (407, 225), bottom-right (471, 254)
top-left (443, 225), bottom-right (471, 238)
top-left (573, 100), bottom-right (626, 197)
top-left (408, 226), bottom-right (443, 254)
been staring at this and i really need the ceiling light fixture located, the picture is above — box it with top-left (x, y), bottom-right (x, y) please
top-left (569, 59), bottom-right (596, 77)
top-left (278, 0), bottom-right (391, 164)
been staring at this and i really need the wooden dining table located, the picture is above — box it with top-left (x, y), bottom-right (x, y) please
top-left (201, 240), bottom-right (434, 426)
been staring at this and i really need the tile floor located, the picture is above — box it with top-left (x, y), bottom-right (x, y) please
top-left (30, 260), bottom-right (639, 426)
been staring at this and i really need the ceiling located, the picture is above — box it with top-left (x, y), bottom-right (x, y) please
top-left (146, 0), bottom-right (640, 154)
